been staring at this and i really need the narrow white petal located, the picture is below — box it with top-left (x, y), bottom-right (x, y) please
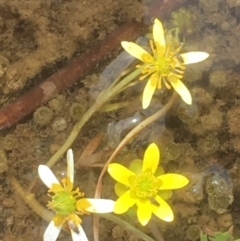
top-left (38, 165), bottom-right (60, 188)
top-left (121, 41), bottom-right (152, 62)
top-left (67, 149), bottom-right (74, 183)
top-left (153, 19), bottom-right (166, 51)
top-left (71, 225), bottom-right (88, 241)
top-left (43, 220), bottom-right (62, 241)
top-left (170, 78), bottom-right (192, 105)
top-left (180, 52), bottom-right (209, 64)
top-left (85, 199), bottom-right (115, 213)
top-left (142, 73), bottom-right (158, 109)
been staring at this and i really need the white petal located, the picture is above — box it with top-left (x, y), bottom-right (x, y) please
top-left (43, 220), bottom-right (62, 241)
top-left (170, 78), bottom-right (192, 105)
top-left (38, 165), bottom-right (60, 188)
top-left (67, 149), bottom-right (74, 183)
top-left (180, 52), bottom-right (209, 64)
top-left (121, 41), bottom-right (152, 62)
top-left (71, 225), bottom-right (88, 241)
top-left (85, 199), bottom-right (115, 213)
top-left (153, 19), bottom-right (166, 52)
top-left (142, 73), bottom-right (158, 109)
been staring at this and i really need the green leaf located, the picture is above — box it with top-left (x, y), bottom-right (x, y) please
top-left (200, 234), bottom-right (209, 241)
top-left (200, 230), bottom-right (234, 241)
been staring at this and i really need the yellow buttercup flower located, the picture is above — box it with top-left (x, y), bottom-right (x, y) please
top-left (121, 18), bottom-right (209, 109)
top-left (107, 143), bottom-right (189, 226)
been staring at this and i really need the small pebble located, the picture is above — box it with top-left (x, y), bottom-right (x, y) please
top-left (51, 117), bottom-right (67, 132)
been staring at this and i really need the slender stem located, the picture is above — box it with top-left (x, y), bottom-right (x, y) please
top-left (95, 92), bottom-right (178, 198)
top-left (99, 214), bottom-right (156, 241)
top-left (46, 68), bottom-right (141, 168)
top-left (96, 67), bottom-right (134, 102)
top-left (9, 174), bottom-right (53, 222)
top-left (148, 220), bottom-right (165, 241)
top-left (93, 92), bottom-right (178, 241)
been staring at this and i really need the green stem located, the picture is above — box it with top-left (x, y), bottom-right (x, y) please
top-left (46, 68), bottom-right (141, 167)
top-left (99, 213), bottom-right (156, 241)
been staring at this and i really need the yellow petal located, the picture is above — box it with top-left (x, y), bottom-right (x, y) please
top-left (114, 190), bottom-right (137, 214)
top-left (142, 143), bottom-right (160, 174)
top-left (121, 41), bottom-right (153, 62)
top-left (53, 214), bottom-right (65, 226)
top-left (142, 73), bottom-right (158, 109)
top-left (51, 183), bottom-right (64, 193)
top-left (153, 19), bottom-right (166, 55)
top-left (155, 166), bottom-right (165, 176)
top-left (136, 199), bottom-right (152, 226)
top-left (152, 195), bottom-right (174, 222)
top-left (158, 190), bottom-right (173, 200)
top-left (108, 163), bottom-right (135, 186)
top-left (158, 174), bottom-right (189, 190)
top-left (115, 182), bottom-right (129, 196)
top-left (129, 159), bottom-right (143, 174)
top-left (68, 213), bottom-right (82, 226)
top-left (180, 52), bottom-right (209, 64)
top-left (76, 198), bottom-right (91, 212)
top-left (169, 77), bottom-right (192, 105)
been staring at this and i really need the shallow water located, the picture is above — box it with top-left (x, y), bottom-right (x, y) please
top-left (1, 0), bottom-right (240, 241)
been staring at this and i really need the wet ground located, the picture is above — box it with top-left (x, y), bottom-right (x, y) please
top-left (1, 0), bottom-right (240, 240)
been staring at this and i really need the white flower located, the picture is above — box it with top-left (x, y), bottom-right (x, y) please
top-left (38, 149), bottom-right (115, 241)
top-left (121, 18), bottom-right (209, 109)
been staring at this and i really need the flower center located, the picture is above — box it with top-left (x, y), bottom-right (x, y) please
top-left (48, 190), bottom-right (77, 216)
top-left (48, 184), bottom-right (84, 216)
top-left (155, 56), bottom-right (171, 74)
top-left (130, 172), bottom-right (162, 198)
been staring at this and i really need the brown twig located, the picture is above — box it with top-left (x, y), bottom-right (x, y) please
top-left (0, 0), bottom-right (187, 131)
top-left (0, 20), bottom-right (145, 130)
top-left (76, 133), bottom-right (114, 167)
top-left (78, 133), bottom-right (104, 161)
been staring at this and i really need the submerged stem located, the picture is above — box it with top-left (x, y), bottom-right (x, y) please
top-left (46, 68), bottom-right (141, 168)
top-left (99, 213), bottom-right (156, 241)
top-left (9, 174), bottom-right (53, 222)
top-left (148, 220), bottom-right (165, 241)
top-left (95, 92), bottom-right (178, 198)
top-left (93, 92), bottom-right (178, 241)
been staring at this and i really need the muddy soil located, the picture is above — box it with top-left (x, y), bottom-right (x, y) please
top-left (1, 0), bottom-right (240, 241)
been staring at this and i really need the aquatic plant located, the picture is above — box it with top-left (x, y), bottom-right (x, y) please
top-left (38, 149), bottom-right (115, 241)
top-left (121, 18), bottom-right (209, 109)
top-left (170, 7), bottom-right (197, 35)
top-left (69, 103), bottom-right (84, 121)
top-left (107, 143), bottom-right (189, 225)
top-left (161, 142), bottom-right (182, 162)
top-left (33, 106), bottom-right (54, 126)
top-left (9, 17), bottom-right (210, 241)
top-left (200, 227), bottom-right (240, 241)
